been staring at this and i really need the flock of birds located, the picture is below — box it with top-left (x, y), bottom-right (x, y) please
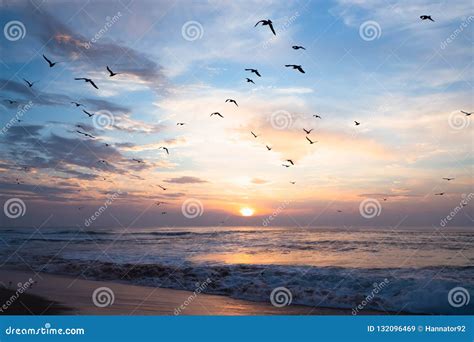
top-left (2, 14), bottom-right (471, 216)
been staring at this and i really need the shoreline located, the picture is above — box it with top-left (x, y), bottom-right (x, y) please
top-left (0, 269), bottom-right (388, 315)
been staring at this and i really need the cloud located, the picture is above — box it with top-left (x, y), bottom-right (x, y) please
top-left (164, 176), bottom-right (208, 184)
top-left (25, 8), bottom-right (167, 91)
top-left (251, 178), bottom-right (269, 184)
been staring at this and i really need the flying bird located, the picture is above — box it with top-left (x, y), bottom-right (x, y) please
top-left (226, 99), bottom-right (238, 106)
top-left (286, 159), bottom-right (294, 166)
top-left (177, 122), bottom-right (186, 125)
top-left (292, 45), bottom-right (306, 50)
top-left (354, 121), bottom-right (361, 126)
top-left (42, 54), bottom-right (58, 67)
top-left (442, 177), bottom-right (455, 181)
top-left (420, 15), bottom-right (434, 22)
top-left (255, 19), bottom-right (276, 35)
top-left (303, 128), bottom-right (313, 134)
top-left (282, 164), bottom-right (291, 168)
top-left (71, 101), bottom-right (84, 107)
top-left (106, 66), bottom-right (120, 77)
top-left (313, 114), bottom-right (322, 119)
top-left (461, 111), bottom-right (473, 116)
top-left (245, 68), bottom-right (261, 77)
top-left (82, 109), bottom-right (94, 117)
top-left (285, 64), bottom-right (305, 73)
top-left (132, 159), bottom-right (144, 163)
top-left (266, 145), bottom-right (272, 151)
top-left (158, 185), bottom-right (167, 191)
top-left (435, 192), bottom-right (445, 196)
top-left (210, 112), bottom-right (224, 118)
top-left (76, 130), bottom-right (95, 138)
top-left (290, 181), bottom-right (296, 184)
top-left (306, 136), bottom-right (316, 144)
top-left (251, 131), bottom-right (258, 138)
top-left (160, 147), bottom-right (169, 154)
top-left (246, 78), bottom-right (255, 84)
top-left (3, 99), bottom-right (17, 105)
top-left (23, 78), bottom-right (37, 88)
top-left (75, 77), bottom-right (99, 89)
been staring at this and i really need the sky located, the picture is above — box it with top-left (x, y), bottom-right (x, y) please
top-left (0, 0), bottom-right (472, 228)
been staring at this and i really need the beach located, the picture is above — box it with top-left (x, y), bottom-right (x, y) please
top-left (0, 269), bottom-right (382, 315)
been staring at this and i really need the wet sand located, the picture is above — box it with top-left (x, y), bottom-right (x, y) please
top-left (0, 269), bottom-right (386, 315)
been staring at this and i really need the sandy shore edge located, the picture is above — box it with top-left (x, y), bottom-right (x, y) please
top-left (0, 269), bottom-right (387, 315)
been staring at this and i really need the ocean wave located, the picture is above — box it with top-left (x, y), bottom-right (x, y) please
top-left (40, 258), bottom-right (474, 314)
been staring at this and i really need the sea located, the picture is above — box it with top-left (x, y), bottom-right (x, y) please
top-left (0, 226), bottom-right (472, 314)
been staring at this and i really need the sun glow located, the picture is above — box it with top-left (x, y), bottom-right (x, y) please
top-left (240, 207), bottom-right (255, 217)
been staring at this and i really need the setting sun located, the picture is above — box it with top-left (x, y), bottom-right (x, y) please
top-left (240, 207), bottom-right (255, 217)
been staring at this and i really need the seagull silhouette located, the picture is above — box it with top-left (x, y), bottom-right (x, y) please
top-left (313, 114), bottom-right (322, 119)
top-left (266, 145), bottom-right (272, 151)
top-left (461, 111), bottom-right (473, 116)
top-left (132, 158), bottom-right (144, 163)
top-left (292, 45), bottom-right (306, 50)
top-left (4, 99), bottom-right (17, 105)
top-left (255, 19), bottom-right (276, 35)
top-left (23, 78), bottom-right (37, 88)
top-left (106, 66), bottom-right (120, 77)
top-left (82, 109), bottom-right (94, 117)
top-left (160, 147), bottom-right (169, 154)
top-left (246, 78), bottom-right (255, 84)
top-left (42, 54), bottom-right (58, 67)
top-left (306, 136), bottom-right (316, 144)
top-left (158, 185), bottom-right (167, 191)
top-left (303, 128), bottom-right (313, 134)
top-left (282, 164), bottom-right (291, 168)
top-left (245, 68), bottom-right (261, 77)
top-left (71, 101), bottom-right (84, 107)
top-left (290, 181), bottom-right (296, 184)
top-left (251, 131), bottom-right (258, 138)
top-left (210, 112), bottom-right (224, 118)
top-left (226, 99), bottom-right (238, 106)
top-left (285, 64), bottom-right (305, 73)
top-left (76, 130), bottom-right (95, 138)
top-left (177, 122), bottom-right (186, 125)
top-left (435, 192), bottom-right (445, 196)
top-left (420, 15), bottom-right (434, 22)
top-left (286, 159), bottom-right (294, 165)
top-left (75, 77), bottom-right (98, 89)
top-left (442, 177), bottom-right (455, 181)
top-left (354, 121), bottom-right (360, 126)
